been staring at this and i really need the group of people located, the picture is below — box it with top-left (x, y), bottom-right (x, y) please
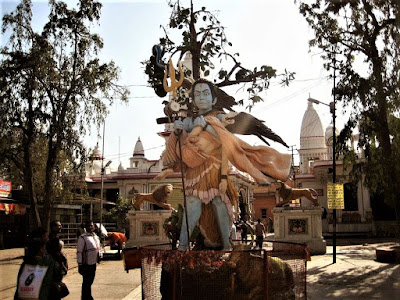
top-left (15, 220), bottom-right (102, 300)
top-left (231, 218), bottom-right (269, 249)
top-left (14, 221), bottom-right (68, 300)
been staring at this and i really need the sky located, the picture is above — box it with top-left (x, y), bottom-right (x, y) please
top-left (1, 0), bottom-right (346, 168)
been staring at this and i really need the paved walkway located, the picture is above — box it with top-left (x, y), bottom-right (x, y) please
top-left (1, 238), bottom-right (399, 299)
top-left (307, 240), bottom-right (400, 299)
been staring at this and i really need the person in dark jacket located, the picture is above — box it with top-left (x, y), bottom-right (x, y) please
top-left (46, 220), bottom-right (68, 276)
top-left (240, 221), bottom-right (248, 243)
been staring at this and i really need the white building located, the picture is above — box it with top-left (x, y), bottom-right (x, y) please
top-left (83, 133), bottom-right (255, 223)
top-left (296, 99), bottom-right (373, 234)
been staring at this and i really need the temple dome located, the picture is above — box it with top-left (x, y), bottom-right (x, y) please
top-left (133, 137), bottom-right (144, 157)
top-left (90, 144), bottom-right (103, 160)
top-left (85, 144), bottom-right (102, 175)
top-left (325, 122), bottom-right (339, 146)
top-left (300, 101), bottom-right (326, 149)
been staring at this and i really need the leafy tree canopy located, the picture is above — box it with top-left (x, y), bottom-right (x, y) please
top-left (297, 0), bottom-right (400, 218)
top-left (144, 0), bottom-right (295, 111)
top-left (105, 197), bottom-right (133, 230)
top-left (0, 0), bottom-right (129, 228)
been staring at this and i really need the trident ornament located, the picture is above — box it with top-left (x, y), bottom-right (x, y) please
top-left (163, 59), bottom-right (184, 99)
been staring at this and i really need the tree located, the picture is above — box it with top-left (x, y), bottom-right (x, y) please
top-left (105, 197), bottom-right (133, 233)
top-left (297, 0), bottom-right (400, 219)
top-left (0, 0), bottom-right (129, 229)
top-left (0, 134), bottom-right (51, 202)
top-left (144, 0), bottom-right (295, 111)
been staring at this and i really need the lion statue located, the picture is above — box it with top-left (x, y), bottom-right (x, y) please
top-left (266, 181), bottom-right (319, 207)
top-left (132, 184), bottom-right (174, 210)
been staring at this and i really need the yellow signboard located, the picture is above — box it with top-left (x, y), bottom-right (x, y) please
top-left (327, 183), bottom-right (344, 209)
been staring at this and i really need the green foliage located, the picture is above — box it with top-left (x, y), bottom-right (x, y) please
top-left (163, 204), bottom-right (184, 242)
top-left (298, 0), bottom-right (400, 219)
top-left (0, 0), bottom-right (129, 228)
top-left (143, 0), bottom-right (295, 110)
top-left (106, 197), bottom-right (133, 228)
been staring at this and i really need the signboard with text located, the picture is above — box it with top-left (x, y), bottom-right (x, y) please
top-left (0, 180), bottom-right (12, 198)
top-left (327, 182), bottom-right (344, 209)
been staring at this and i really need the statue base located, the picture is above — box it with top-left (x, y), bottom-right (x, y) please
top-left (126, 210), bottom-right (172, 248)
top-left (273, 206), bottom-right (326, 255)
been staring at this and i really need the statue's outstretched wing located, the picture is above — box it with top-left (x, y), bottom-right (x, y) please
top-left (224, 112), bottom-right (289, 148)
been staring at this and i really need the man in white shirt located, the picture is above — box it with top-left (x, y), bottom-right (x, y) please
top-left (77, 220), bottom-right (102, 300)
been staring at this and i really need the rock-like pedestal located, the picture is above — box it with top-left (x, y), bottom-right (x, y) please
top-left (126, 210), bottom-right (172, 248)
top-left (273, 207), bottom-right (326, 255)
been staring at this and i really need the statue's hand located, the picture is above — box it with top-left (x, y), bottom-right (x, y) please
top-left (174, 119), bottom-right (184, 134)
top-left (193, 116), bottom-right (206, 128)
top-left (219, 179), bottom-right (227, 194)
top-left (221, 112), bottom-right (238, 126)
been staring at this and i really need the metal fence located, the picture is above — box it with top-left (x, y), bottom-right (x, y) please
top-left (136, 240), bottom-right (308, 300)
top-left (60, 222), bottom-right (117, 246)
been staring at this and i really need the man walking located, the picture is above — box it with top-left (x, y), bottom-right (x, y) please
top-left (77, 220), bottom-right (102, 300)
top-left (255, 219), bottom-right (266, 249)
top-left (240, 221), bottom-right (248, 244)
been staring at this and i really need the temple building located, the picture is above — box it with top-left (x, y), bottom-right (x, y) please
top-left (254, 98), bottom-right (373, 235)
top-left (296, 99), bottom-right (373, 234)
top-left (83, 133), bottom-right (255, 226)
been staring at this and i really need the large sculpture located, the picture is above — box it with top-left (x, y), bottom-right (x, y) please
top-left (123, 49), bottom-right (311, 299)
top-left (158, 78), bottom-right (292, 250)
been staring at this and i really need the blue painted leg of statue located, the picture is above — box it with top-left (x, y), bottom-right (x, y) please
top-left (212, 197), bottom-right (232, 251)
top-left (178, 196), bottom-right (202, 250)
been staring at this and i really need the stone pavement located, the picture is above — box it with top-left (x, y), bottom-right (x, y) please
top-left (1, 238), bottom-right (400, 299)
top-left (307, 239), bottom-right (400, 300)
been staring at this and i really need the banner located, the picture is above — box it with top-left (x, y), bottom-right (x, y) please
top-left (0, 180), bottom-right (12, 198)
top-left (327, 182), bottom-right (344, 209)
